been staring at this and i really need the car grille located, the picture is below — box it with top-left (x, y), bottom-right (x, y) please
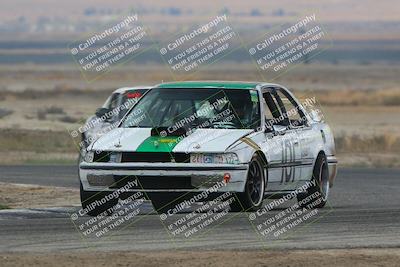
top-left (121, 152), bottom-right (190, 163)
top-left (93, 152), bottom-right (190, 163)
top-left (110, 175), bottom-right (195, 190)
top-left (93, 151), bottom-right (111, 162)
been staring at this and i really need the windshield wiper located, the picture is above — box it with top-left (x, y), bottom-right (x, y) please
top-left (125, 125), bottom-right (151, 128)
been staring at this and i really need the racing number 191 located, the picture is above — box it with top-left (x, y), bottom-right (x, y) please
top-left (281, 140), bottom-right (296, 183)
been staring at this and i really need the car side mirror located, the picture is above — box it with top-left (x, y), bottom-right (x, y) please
top-left (309, 109), bottom-right (322, 122)
top-left (264, 125), bottom-right (274, 133)
top-left (95, 107), bottom-right (110, 118)
top-left (272, 124), bottom-right (287, 136)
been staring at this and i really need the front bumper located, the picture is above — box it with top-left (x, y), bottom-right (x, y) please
top-left (79, 162), bottom-right (249, 193)
top-left (327, 155), bottom-right (338, 187)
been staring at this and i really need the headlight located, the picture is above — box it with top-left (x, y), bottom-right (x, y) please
top-left (84, 151), bottom-right (94, 163)
top-left (109, 152), bottom-right (121, 163)
top-left (190, 153), bottom-right (239, 164)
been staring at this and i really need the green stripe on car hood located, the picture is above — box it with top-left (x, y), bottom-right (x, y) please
top-left (136, 136), bottom-right (180, 152)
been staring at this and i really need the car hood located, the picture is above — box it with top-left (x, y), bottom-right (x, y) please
top-left (89, 128), bottom-right (253, 153)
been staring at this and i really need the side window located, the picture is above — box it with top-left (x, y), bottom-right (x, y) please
top-left (102, 95), bottom-right (112, 109)
top-left (262, 91), bottom-right (288, 126)
top-left (109, 93), bottom-right (120, 110)
top-left (275, 89), bottom-right (305, 127)
top-left (102, 93), bottom-right (119, 110)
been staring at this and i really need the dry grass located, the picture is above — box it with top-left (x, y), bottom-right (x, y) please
top-left (299, 88), bottom-right (400, 106)
top-left (334, 133), bottom-right (400, 167)
top-left (0, 108), bottom-right (13, 119)
top-left (336, 133), bottom-right (400, 153)
top-left (0, 203), bottom-right (10, 209)
top-left (0, 64), bottom-right (399, 166)
top-left (0, 129), bottom-right (77, 153)
top-left (0, 182), bottom-right (79, 208)
top-left (0, 87), bottom-right (109, 100)
top-left (0, 151), bottom-right (78, 165)
top-left (338, 153), bottom-right (400, 168)
top-left (1, 63), bottom-right (400, 93)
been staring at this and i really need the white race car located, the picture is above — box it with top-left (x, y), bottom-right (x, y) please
top-left (79, 81), bottom-right (337, 216)
top-left (80, 86), bottom-right (151, 149)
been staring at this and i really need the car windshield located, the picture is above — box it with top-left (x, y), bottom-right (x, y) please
top-left (120, 88), bottom-right (260, 131)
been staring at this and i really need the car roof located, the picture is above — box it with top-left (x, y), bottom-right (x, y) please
top-left (113, 86), bottom-right (152, 94)
top-left (155, 81), bottom-right (265, 90)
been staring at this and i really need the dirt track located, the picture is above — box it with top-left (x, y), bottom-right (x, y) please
top-left (2, 249), bottom-right (400, 267)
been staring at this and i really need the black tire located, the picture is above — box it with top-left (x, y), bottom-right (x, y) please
top-left (297, 153), bottom-right (329, 209)
top-left (78, 132), bottom-right (88, 164)
top-left (149, 193), bottom-right (185, 214)
top-left (79, 181), bottom-right (118, 216)
top-left (230, 155), bottom-right (265, 212)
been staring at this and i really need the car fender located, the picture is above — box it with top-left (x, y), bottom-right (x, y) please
top-left (228, 131), bottom-right (268, 165)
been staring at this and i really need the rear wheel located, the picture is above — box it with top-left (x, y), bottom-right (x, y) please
top-left (297, 153), bottom-right (329, 209)
top-left (230, 155), bottom-right (265, 212)
top-left (80, 181), bottom-right (118, 216)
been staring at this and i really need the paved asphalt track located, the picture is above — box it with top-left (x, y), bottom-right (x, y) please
top-left (0, 165), bottom-right (399, 252)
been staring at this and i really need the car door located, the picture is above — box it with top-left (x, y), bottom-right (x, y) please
top-left (273, 87), bottom-right (315, 185)
top-left (261, 88), bottom-right (300, 191)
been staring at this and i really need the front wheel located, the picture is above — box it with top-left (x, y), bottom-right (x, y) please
top-left (230, 155), bottom-right (265, 212)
